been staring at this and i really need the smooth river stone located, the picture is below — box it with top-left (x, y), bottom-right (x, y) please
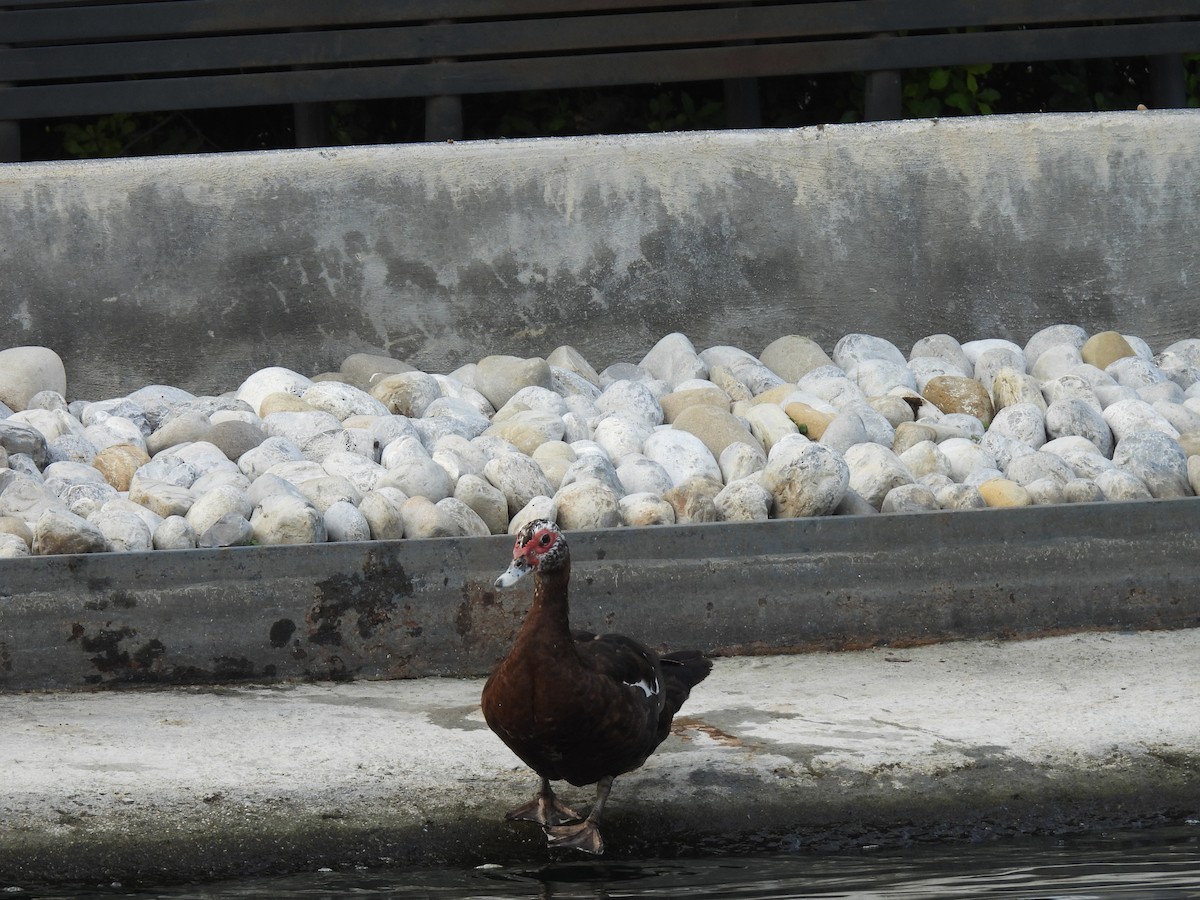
top-left (338, 352), bottom-right (415, 390)
top-left (1101, 399), bottom-right (1180, 443)
top-left (554, 479), bottom-right (621, 530)
top-left (1081, 331), bottom-right (1136, 370)
top-left (937, 438), bottom-right (997, 483)
top-left (639, 332), bottom-right (708, 388)
top-left (250, 494), bottom-right (326, 545)
top-left (475, 355), bottom-right (554, 410)
top-left (988, 402), bottom-right (1046, 448)
top-left (760, 335), bottom-right (834, 383)
top-left (759, 440), bottom-right (849, 518)
top-left (547, 345), bottom-right (601, 387)
top-left (1044, 399), bottom-right (1114, 456)
top-left (643, 429), bottom-right (721, 486)
top-left (619, 492), bottom-right (676, 527)
top-left (977, 478), bottom-right (1032, 507)
top-left (671, 405), bottom-right (758, 460)
top-left (991, 368), bottom-right (1047, 414)
top-left (0, 346), bottom-right (67, 412)
top-left (714, 477), bottom-right (772, 522)
top-left (1112, 431), bottom-right (1192, 499)
top-left (303, 381), bottom-right (390, 420)
top-left (616, 455), bottom-right (675, 497)
top-left (833, 333), bottom-right (907, 371)
top-left (922, 376), bottom-right (994, 426)
top-left (843, 443), bottom-right (915, 510)
top-left (910, 334), bottom-right (971, 373)
top-left (973, 347), bottom-right (1026, 393)
top-left (880, 483), bottom-right (939, 513)
top-left (483, 410), bottom-right (565, 455)
top-left (34, 507), bottom-right (110, 554)
top-left (784, 402), bottom-right (836, 441)
top-left (663, 476), bottom-right (722, 524)
top-left (235, 367), bottom-right (314, 416)
top-left (453, 474), bottom-right (509, 535)
top-left (659, 386), bottom-right (731, 424)
top-left (484, 454), bottom-right (555, 517)
top-left (92, 443), bottom-right (151, 491)
top-left (596, 380), bottom-right (664, 429)
top-left (1024, 325), bottom-right (1088, 367)
top-left (152, 516), bottom-right (197, 550)
top-left (592, 417), bottom-right (651, 466)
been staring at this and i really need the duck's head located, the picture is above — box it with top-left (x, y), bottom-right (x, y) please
top-left (495, 519), bottom-right (567, 588)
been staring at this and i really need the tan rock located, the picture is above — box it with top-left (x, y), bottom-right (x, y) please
top-left (759, 335), bottom-right (833, 382)
top-left (783, 402), bottom-right (836, 440)
top-left (92, 443), bottom-right (151, 491)
top-left (369, 370), bottom-right (441, 417)
top-left (663, 476), bottom-right (723, 524)
top-left (1081, 331), bottom-right (1136, 370)
top-left (0, 515), bottom-right (33, 549)
top-left (977, 478), bottom-right (1032, 508)
top-left (671, 405), bottom-right (760, 459)
top-left (922, 375), bottom-right (994, 426)
top-left (991, 367), bottom-right (1047, 413)
top-left (259, 391), bottom-right (316, 416)
top-left (660, 386), bottom-right (731, 424)
top-left (892, 421), bottom-right (939, 456)
top-left (750, 383), bottom-right (798, 407)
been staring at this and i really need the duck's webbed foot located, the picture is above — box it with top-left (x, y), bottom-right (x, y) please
top-left (505, 777), bottom-right (582, 827)
top-left (543, 774), bottom-right (613, 856)
top-left (545, 819), bottom-right (605, 855)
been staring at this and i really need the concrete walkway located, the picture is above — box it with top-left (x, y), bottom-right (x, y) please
top-left (2, 629), bottom-right (1198, 886)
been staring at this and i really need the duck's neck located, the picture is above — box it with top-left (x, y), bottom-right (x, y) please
top-left (515, 559), bottom-right (573, 649)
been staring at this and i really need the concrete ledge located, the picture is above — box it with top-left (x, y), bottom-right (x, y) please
top-left (2, 111), bottom-right (1198, 398)
top-left (2, 629), bottom-right (1197, 885)
top-left (2, 499), bottom-right (1199, 692)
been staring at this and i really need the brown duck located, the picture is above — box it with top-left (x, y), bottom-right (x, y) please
top-left (481, 519), bottom-right (712, 855)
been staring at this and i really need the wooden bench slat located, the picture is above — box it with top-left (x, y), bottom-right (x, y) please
top-left (3, 20), bottom-right (1196, 122)
top-left (6, 0), bottom-right (1197, 46)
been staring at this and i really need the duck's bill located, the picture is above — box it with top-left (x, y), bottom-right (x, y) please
top-left (495, 558), bottom-right (532, 589)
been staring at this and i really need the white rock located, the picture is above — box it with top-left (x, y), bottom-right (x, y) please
top-left (60, 481), bottom-right (119, 519)
top-left (185, 484), bottom-right (253, 534)
top-left (643, 429), bottom-right (721, 486)
top-left (849, 359), bottom-right (915, 396)
top-left (474, 355), bottom-right (553, 410)
top-left (381, 454), bottom-right (454, 502)
top-left (909, 356), bottom-right (969, 391)
top-left (298, 427), bottom-right (378, 463)
top-left (616, 455), bottom-right (676, 496)
top-left (979, 431), bottom-right (1036, 472)
top-left (818, 412), bottom-right (869, 454)
top-left (1106, 357), bottom-right (1168, 389)
top-left (1094, 469), bottom-right (1153, 502)
top-left (1155, 401), bottom-right (1200, 436)
top-left (560, 454), bottom-right (624, 498)
top-left (961, 338), bottom-right (1023, 367)
top-left (262, 410), bottom-right (344, 446)
top-left (1024, 477), bottom-right (1066, 505)
top-left (508, 496), bottom-right (557, 535)
top-left (484, 454), bottom-right (556, 517)
top-left (974, 346), bottom-right (1026, 393)
top-left (988, 402), bottom-right (1046, 448)
top-left (84, 415), bottom-right (148, 453)
top-left (833, 333), bottom-right (907, 370)
top-left (881, 483), bottom-right (939, 513)
top-left (554, 479), bottom-right (622, 530)
top-left (453, 474), bottom-right (510, 535)
top-left (1112, 432), bottom-right (1192, 499)
top-left (596, 380), bottom-right (663, 429)
top-left (991, 368), bottom-right (1047, 413)
top-left (1024, 325), bottom-right (1089, 367)
top-left (484, 410), bottom-right (565, 455)
top-left (938, 438), bottom-right (997, 483)
top-left (436, 496), bottom-right (491, 537)
top-left (1102, 399), bottom-right (1180, 443)
top-left (714, 477), bottom-right (772, 522)
top-left (153, 515), bottom-right (197, 550)
top-left (797, 366), bottom-right (869, 411)
top-left (547, 345), bottom-right (601, 387)
top-left (323, 499), bottom-right (373, 542)
top-left (501, 385), bottom-right (569, 419)
top-left (638, 332), bottom-right (708, 389)
top-left (1062, 479), bottom-right (1105, 503)
top-left (898, 440), bottom-right (952, 479)
top-left (0, 347), bottom-right (67, 413)
top-left (1005, 451), bottom-right (1075, 487)
top-left (934, 483), bottom-right (988, 510)
top-left (759, 440), bottom-right (850, 518)
top-left (529, 440), bottom-right (577, 490)
top-left (844, 443), bottom-right (916, 510)
top-left (295, 475), bottom-right (362, 514)
top-left (236, 367), bottom-right (314, 416)
top-left (592, 416), bottom-right (651, 466)
top-left (1043, 398), bottom-right (1114, 456)
top-left (910, 334), bottom-right (972, 375)
top-left (191, 468), bottom-right (251, 497)
top-left (251, 494), bottom-right (326, 545)
top-left (93, 504), bottom-right (154, 552)
top-left (619, 492), bottom-right (676, 527)
top-left (718, 441), bottom-right (767, 483)
top-left (1031, 344), bottom-right (1085, 383)
top-left (238, 436), bottom-right (305, 480)
top-left (322, 450), bottom-right (387, 493)
top-left (9, 408), bottom-right (86, 444)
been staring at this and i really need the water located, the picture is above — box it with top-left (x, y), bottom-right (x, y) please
top-left (13, 825), bottom-right (1199, 899)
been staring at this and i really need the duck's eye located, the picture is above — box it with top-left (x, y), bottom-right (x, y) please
top-left (539, 533), bottom-right (551, 546)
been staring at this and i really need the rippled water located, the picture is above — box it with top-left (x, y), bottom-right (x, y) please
top-left (15, 825), bottom-right (1200, 899)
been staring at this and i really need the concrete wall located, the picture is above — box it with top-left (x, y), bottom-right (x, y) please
top-left (1, 111), bottom-right (1198, 399)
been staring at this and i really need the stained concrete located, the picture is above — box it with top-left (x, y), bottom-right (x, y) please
top-left (1, 111), bottom-right (1198, 398)
top-left (1, 629), bottom-right (1197, 886)
top-left (3, 501), bottom-right (1200, 692)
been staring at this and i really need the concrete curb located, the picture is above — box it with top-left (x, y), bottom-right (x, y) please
top-left (2, 499), bottom-right (1199, 692)
top-left (2, 629), bottom-right (1198, 885)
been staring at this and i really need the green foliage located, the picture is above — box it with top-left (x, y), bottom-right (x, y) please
top-left (903, 64), bottom-right (1000, 118)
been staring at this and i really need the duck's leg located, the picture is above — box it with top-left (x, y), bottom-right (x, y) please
top-left (544, 775), bottom-right (613, 855)
top-left (505, 777), bottom-right (583, 827)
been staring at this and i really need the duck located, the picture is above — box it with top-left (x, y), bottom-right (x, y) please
top-left (481, 518), bottom-right (712, 855)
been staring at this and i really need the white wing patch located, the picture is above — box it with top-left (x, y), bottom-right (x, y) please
top-left (627, 677), bottom-right (660, 698)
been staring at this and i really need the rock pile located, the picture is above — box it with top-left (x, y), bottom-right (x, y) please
top-left (0, 325), bottom-right (1197, 556)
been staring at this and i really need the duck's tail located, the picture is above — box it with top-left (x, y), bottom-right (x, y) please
top-left (659, 650), bottom-right (713, 720)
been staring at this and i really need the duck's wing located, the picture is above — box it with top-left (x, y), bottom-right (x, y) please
top-left (573, 631), bottom-right (664, 700)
